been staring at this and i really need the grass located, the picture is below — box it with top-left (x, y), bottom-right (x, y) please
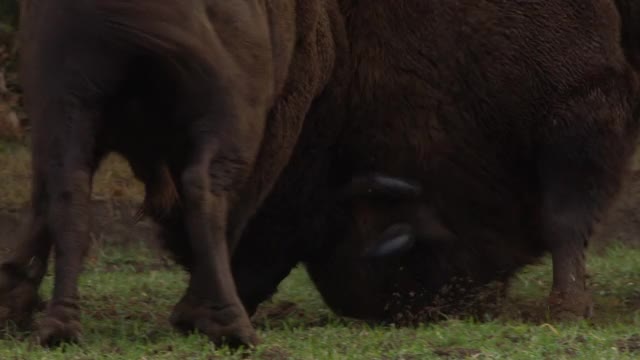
top-left (0, 243), bottom-right (639, 359)
top-left (2, 143), bottom-right (640, 359)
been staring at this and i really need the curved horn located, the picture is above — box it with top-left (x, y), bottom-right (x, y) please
top-left (344, 174), bottom-right (422, 200)
top-left (363, 223), bottom-right (416, 258)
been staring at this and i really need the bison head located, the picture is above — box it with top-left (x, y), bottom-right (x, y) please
top-left (304, 174), bottom-right (513, 324)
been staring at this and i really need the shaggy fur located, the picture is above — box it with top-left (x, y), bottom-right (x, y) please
top-left (232, 0), bottom-right (640, 324)
top-left (2, 0), bottom-right (640, 348)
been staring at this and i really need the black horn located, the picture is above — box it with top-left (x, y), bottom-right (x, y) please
top-left (344, 174), bottom-right (423, 201)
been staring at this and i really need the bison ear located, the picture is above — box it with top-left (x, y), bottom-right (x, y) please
top-left (343, 174), bottom-right (422, 201)
top-left (363, 223), bottom-right (416, 258)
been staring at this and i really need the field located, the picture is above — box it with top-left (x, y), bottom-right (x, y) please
top-left (6, 4), bottom-right (640, 359)
top-left (2, 243), bottom-right (640, 360)
top-left (2, 142), bottom-right (640, 359)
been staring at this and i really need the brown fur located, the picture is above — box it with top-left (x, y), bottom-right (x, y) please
top-left (232, 0), bottom-right (640, 325)
top-left (4, 0), bottom-right (640, 348)
top-left (1, 0), bottom-right (342, 348)
top-left (617, 0), bottom-right (640, 67)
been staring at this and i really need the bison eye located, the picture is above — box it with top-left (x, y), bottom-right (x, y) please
top-left (363, 223), bottom-right (415, 258)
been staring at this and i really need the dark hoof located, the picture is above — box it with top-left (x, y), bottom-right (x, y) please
top-left (547, 290), bottom-right (594, 321)
top-left (0, 279), bottom-right (41, 329)
top-left (32, 301), bottom-right (82, 347)
top-left (33, 316), bottom-right (82, 347)
top-left (170, 296), bottom-right (260, 348)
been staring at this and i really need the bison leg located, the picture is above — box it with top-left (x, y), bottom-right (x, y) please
top-left (542, 157), bottom-right (596, 321)
top-left (540, 73), bottom-right (638, 320)
top-left (232, 215), bottom-right (308, 317)
top-left (0, 178), bottom-right (51, 329)
top-left (36, 145), bottom-right (97, 346)
top-left (36, 173), bottom-right (93, 346)
top-left (156, 206), bottom-right (262, 343)
top-left (155, 211), bottom-right (194, 272)
top-left (0, 113), bottom-right (98, 346)
top-left (168, 142), bottom-right (258, 348)
top-left (545, 214), bottom-right (593, 320)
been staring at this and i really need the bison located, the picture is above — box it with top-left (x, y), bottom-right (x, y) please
top-left (1, 0), bottom-right (639, 350)
top-left (232, 0), bottom-right (640, 325)
top-left (0, 0), bottom-right (344, 348)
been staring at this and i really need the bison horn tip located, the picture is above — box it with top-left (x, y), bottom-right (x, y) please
top-left (363, 223), bottom-right (416, 258)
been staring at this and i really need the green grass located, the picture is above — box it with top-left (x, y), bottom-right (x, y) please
top-left (1, 142), bottom-right (640, 358)
top-left (1, 243), bottom-right (640, 359)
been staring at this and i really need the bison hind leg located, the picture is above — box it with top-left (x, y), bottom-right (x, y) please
top-left (0, 241), bottom-right (49, 331)
top-left (0, 145), bottom-right (101, 343)
top-left (0, 193), bottom-right (51, 330)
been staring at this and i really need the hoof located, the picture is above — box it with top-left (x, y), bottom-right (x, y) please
top-left (32, 301), bottom-right (82, 347)
top-left (33, 316), bottom-right (82, 347)
top-left (0, 278), bottom-right (41, 329)
top-left (547, 290), bottom-right (594, 321)
top-left (170, 295), bottom-right (260, 348)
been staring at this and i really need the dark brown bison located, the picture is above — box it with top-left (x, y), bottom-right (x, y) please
top-left (0, 0), bottom-right (344, 348)
top-left (2, 0), bottom-right (639, 350)
top-left (232, 0), bottom-right (640, 325)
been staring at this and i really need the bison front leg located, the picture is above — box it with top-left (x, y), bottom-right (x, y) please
top-left (539, 72), bottom-right (638, 321)
top-left (544, 213), bottom-right (593, 320)
top-left (541, 155), bottom-right (598, 321)
top-left (168, 141), bottom-right (258, 348)
top-left (540, 162), bottom-right (595, 320)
